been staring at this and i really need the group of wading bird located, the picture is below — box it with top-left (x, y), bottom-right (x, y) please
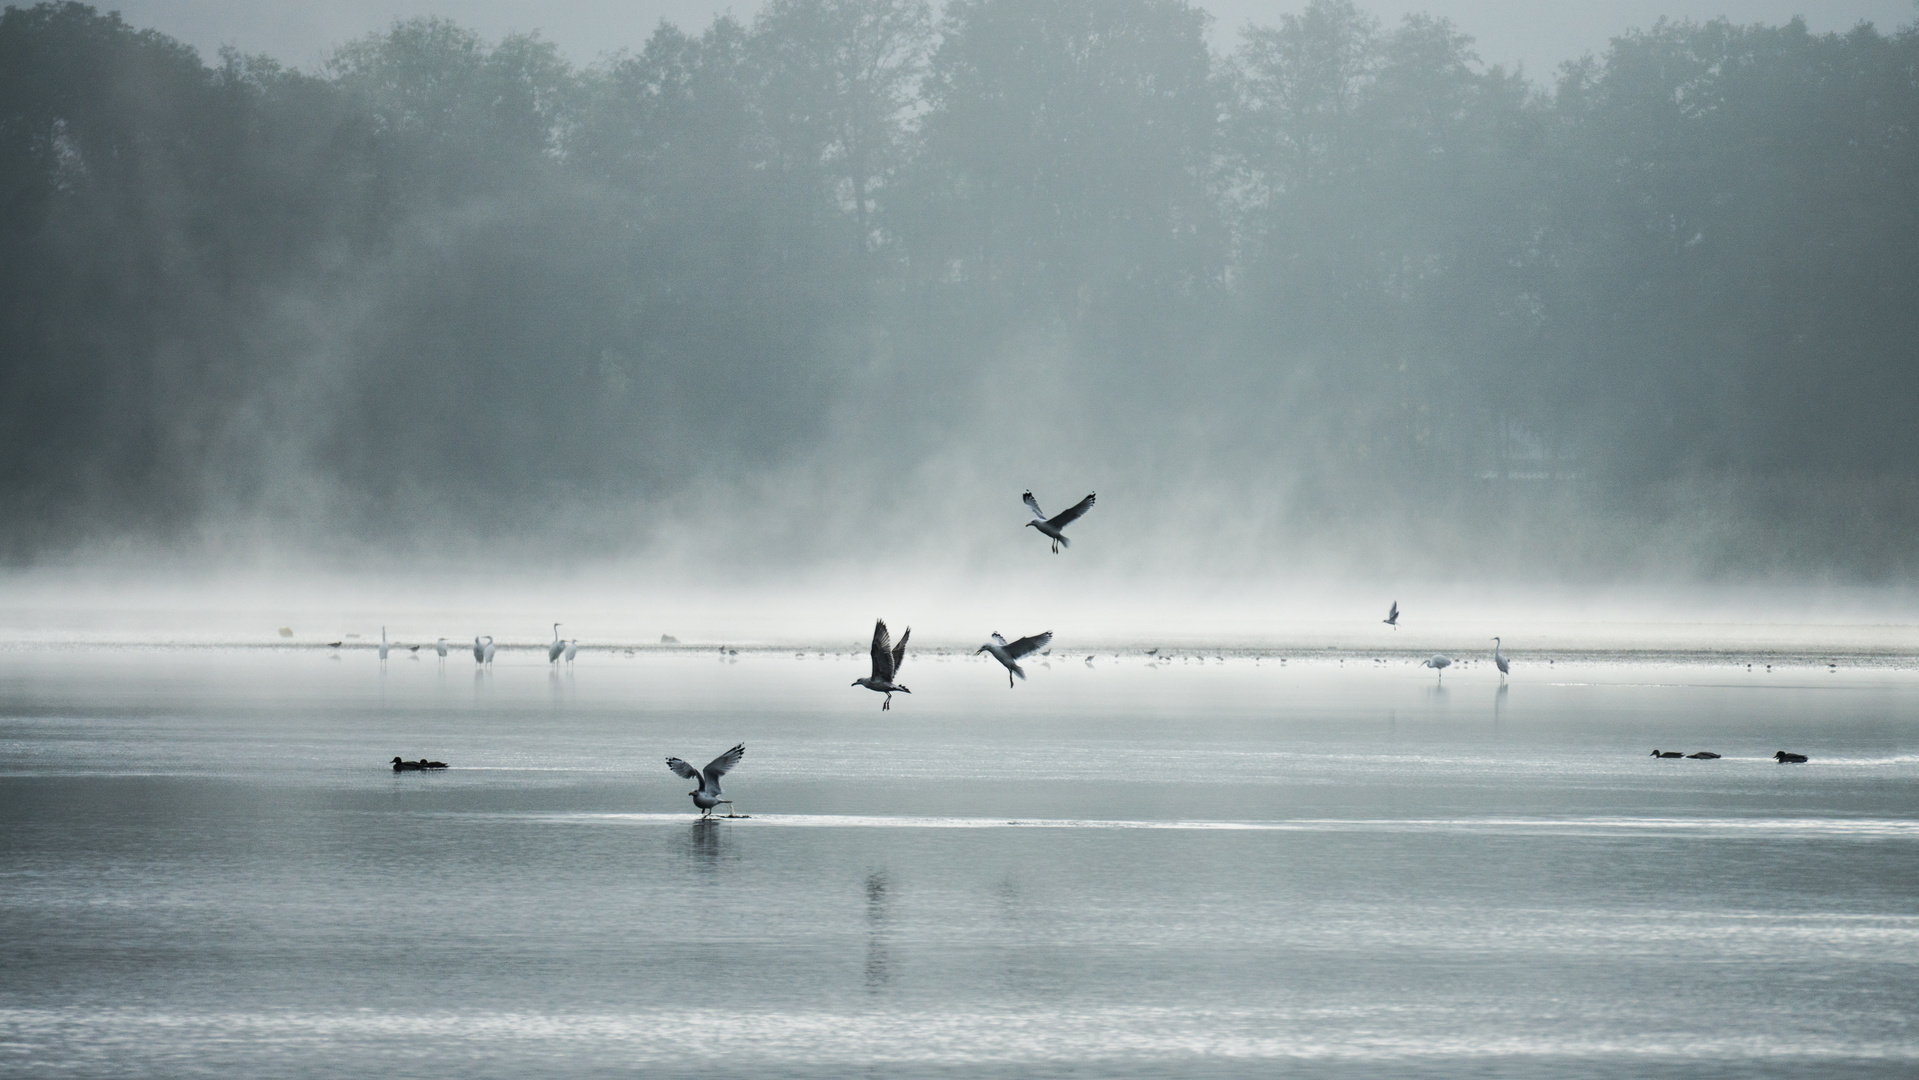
top-left (386, 488), bottom-right (1814, 812)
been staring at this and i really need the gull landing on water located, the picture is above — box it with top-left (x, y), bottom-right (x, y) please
top-left (666, 743), bottom-right (745, 817)
top-left (978, 631), bottom-right (1052, 688)
top-left (1023, 490), bottom-right (1095, 554)
top-left (852, 619), bottom-right (911, 710)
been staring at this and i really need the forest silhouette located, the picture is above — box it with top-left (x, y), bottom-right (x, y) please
top-left (2, 0), bottom-right (1915, 575)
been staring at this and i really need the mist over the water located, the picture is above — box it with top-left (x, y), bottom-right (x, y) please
top-left (3, 0), bottom-right (1918, 586)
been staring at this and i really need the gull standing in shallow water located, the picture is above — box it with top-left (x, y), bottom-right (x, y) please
top-left (852, 619), bottom-right (911, 709)
top-left (1023, 490), bottom-right (1096, 553)
top-left (666, 743), bottom-right (745, 817)
top-left (978, 631), bottom-right (1052, 688)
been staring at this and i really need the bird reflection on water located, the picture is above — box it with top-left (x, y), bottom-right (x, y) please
top-left (678, 818), bottom-right (733, 871)
top-left (864, 871), bottom-right (891, 990)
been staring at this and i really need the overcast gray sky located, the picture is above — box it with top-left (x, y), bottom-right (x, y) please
top-left (110, 1), bottom-right (1917, 75)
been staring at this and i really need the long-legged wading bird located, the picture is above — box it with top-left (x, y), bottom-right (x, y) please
top-left (666, 743), bottom-right (745, 817)
top-left (378, 627), bottom-right (390, 663)
top-left (482, 636), bottom-right (496, 666)
top-left (472, 637), bottom-right (485, 664)
top-left (548, 623), bottom-right (564, 664)
top-left (1423, 654), bottom-right (1452, 681)
top-left (978, 631), bottom-right (1053, 688)
top-left (1023, 490), bottom-right (1096, 553)
top-left (436, 637), bottom-right (448, 658)
top-left (564, 639), bottom-right (578, 664)
top-left (1384, 602), bottom-right (1399, 628)
top-left (1492, 637), bottom-right (1509, 680)
top-left (852, 619), bottom-right (911, 710)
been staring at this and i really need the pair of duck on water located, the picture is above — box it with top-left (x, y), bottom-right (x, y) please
top-left (1651, 750), bottom-right (1809, 763)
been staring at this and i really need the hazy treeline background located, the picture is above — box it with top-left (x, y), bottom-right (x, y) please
top-left (3, 0), bottom-right (1916, 578)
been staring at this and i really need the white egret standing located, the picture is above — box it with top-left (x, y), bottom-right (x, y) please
top-left (1492, 637), bottom-right (1510, 681)
top-left (436, 637), bottom-right (448, 659)
top-left (1422, 654), bottom-right (1452, 681)
top-left (548, 623), bottom-right (564, 665)
top-left (482, 636), bottom-right (496, 666)
top-left (1023, 490), bottom-right (1096, 554)
top-left (564, 639), bottom-right (578, 664)
top-left (378, 627), bottom-right (390, 663)
top-left (1384, 602), bottom-right (1399, 628)
top-left (977, 631), bottom-right (1052, 688)
top-left (852, 619), bottom-right (911, 710)
top-left (666, 743), bottom-right (746, 817)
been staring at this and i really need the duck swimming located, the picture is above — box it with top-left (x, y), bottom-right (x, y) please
top-left (391, 757), bottom-right (448, 771)
top-left (1774, 751), bottom-right (1809, 763)
top-left (1686, 752), bottom-right (1721, 759)
top-left (1650, 750), bottom-right (1683, 758)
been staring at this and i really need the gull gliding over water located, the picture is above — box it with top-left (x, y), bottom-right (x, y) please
top-left (978, 631), bottom-right (1053, 688)
top-left (1023, 490), bottom-right (1096, 554)
top-left (852, 619), bottom-right (911, 710)
top-left (1384, 602), bottom-right (1399, 628)
top-left (666, 743), bottom-right (746, 817)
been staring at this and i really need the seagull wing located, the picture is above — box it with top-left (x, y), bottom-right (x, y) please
top-left (1022, 490), bottom-right (1046, 521)
top-left (1004, 631), bottom-right (1052, 660)
top-left (891, 626), bottom-right (911, 677)
top-left (666, 757), bottom-right (701, 781)
top-left (703, 743), bottom-right (745, 785)
top-left (1048, 493), bottom-right (1096, 528)
top-left (871, 620), bottom-right (894, 681)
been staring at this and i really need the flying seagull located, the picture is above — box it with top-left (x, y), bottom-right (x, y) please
top-left (978, 631), bottom-right (1053, 688)
top-left (666, 743), bottom-right (745, 817)
top-left (1384, 602), bottom-right (1399, 628)
top-left (1023, 490), bottom-right (1096, 553)
top-left (852, 619), bottom-right (911, 710)
top-left (1492, 637), bottom-right (1510, 680)
top-left (1422, 654), bottom-right (1452, 681)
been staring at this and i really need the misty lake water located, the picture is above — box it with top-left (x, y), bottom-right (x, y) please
top-left (3, 643), bottom-right (1917, 1078)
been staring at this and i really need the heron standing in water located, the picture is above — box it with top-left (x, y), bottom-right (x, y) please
top-left (548, 624), bottom-right (565, 664)
top-left (1492, 637), bottom-right (1510, 681)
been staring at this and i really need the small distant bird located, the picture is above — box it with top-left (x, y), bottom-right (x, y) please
top-left (1774, 751), bottom-right (1808, 764)
top-left (1422, 654), bottom-right (1451, 681)
top-left (1023, 490), bottom-right (1096, 554)
top-left (1492, 637), bottom-right (1509, 680)
top-left (977, 631), bottom-right (1053, 688)
top-left (328, 640), bottom-right (342, 649)
top-left (852, 619), bottom-right (911, 710)
top-left (666, 743), bottom-right (745, 817)
top-left (378, 627), bottom-right (390, 663)
top-left (482, 636), bottom-right (496, 666)
top-left (1650, 750), bottom-right (1684, 758)
top-left (436, 637), bottom-right (448, 658)
top-left (1384, 602), bottom-right (1399, 628)
top-left (564, 639), bottom-right (578, 664)
top-left (1687, 752), bottom-right (1721, 759)
top-left (548, 624), bottom-right (564, 665)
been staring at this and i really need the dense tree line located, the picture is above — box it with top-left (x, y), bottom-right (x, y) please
top-left (2, 1), bottom-right (1915, 571)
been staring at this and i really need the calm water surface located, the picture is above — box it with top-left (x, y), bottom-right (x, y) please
top-left (2, 645), bottom-right (1916, 1077)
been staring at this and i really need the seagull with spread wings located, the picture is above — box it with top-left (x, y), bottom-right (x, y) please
top-left (666, 743), bottom-right (745, 817)
top-left (978, 631), bottom-right (1053, 688)
top-left (852, 619), bottom-right (911, 710)
top-left (1384, 601), bottom-right (1399, 628)
top-left (1023, 490), bottom-right (1096, 554)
